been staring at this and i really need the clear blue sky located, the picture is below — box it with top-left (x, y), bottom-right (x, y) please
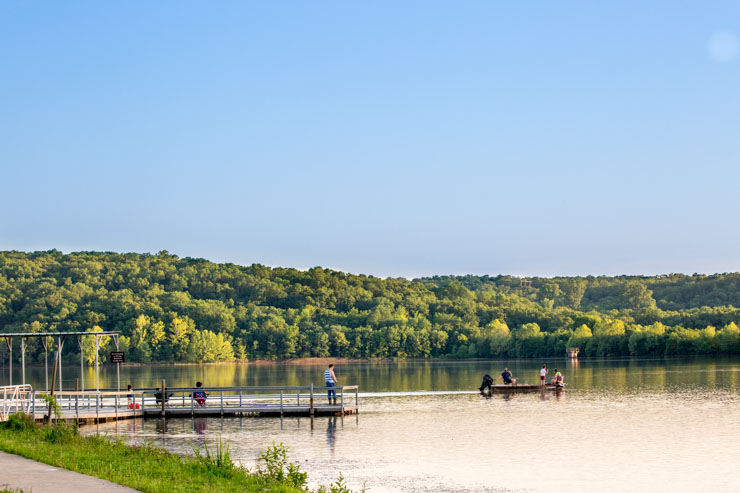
top-left (2, 1), bottom-right (739, 278)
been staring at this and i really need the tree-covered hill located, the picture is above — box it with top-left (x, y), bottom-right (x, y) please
top-left (1, 250), bottom-right (740, 364)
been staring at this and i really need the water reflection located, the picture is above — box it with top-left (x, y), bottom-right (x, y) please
top-left (7, 357), bottom-right (740, 394)
top-left (76, 358), bottom-right (740, 492)
top-left (326, 416), bottom-right (338, 459)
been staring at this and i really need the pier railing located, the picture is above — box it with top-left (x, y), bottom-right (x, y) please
top-left (0, 384), bottom-right (34, 422)
top-left (25, 384), bottom-right (359, 421)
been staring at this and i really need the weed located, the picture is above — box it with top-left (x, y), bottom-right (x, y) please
top-left (0, 413), bottom-right (36, 432)
top-left (316, 473), bottom-right (367, 493)
top-left (256, 442), bottom-right (308, 489)
top-left (42, 423), bottom-right (77, 444)
top-left (194, 436), bottom-right (234, 473)
top-left (41, 394), bottom-right (62, 420)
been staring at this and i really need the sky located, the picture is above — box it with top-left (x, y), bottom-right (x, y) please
top-left (1, 1), bottom-right (739, 278)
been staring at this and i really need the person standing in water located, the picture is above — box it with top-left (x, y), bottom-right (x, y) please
top-left (324, 364), bottom-right (338, 405)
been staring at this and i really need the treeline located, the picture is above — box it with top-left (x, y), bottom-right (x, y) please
top-left (1, 250), bottom-right (740, 365)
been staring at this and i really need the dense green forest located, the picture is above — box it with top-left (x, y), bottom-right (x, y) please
top-left (1, 250), bottom-right (740, 365)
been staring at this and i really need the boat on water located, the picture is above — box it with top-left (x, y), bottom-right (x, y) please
top-left (482, 384), bottom-right (565, 393)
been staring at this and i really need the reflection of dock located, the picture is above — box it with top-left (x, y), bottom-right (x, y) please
top-left (141, 403), bottom-right (357, 418)
top-left (2, 384), bottom-right (359, 424)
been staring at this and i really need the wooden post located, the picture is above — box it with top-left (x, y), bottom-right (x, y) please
top-left (46, 340), bottom-right (60, 424)
top-left (309, 384), bottom-right (314, 416)
top-left (20, 337), bottom-right (25, 385)
top-left (161, 379), bottom-right (166, 417)
top-left (75, 379), bottom-right (79, 425)
top-left (7, 336), bottom-right (12, 386)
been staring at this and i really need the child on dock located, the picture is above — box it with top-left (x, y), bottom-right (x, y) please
top-left (193, 381), bottom-right (207, 407)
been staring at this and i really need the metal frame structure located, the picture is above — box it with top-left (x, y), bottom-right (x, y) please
top-left (0, 331), bottom-right (121, 393)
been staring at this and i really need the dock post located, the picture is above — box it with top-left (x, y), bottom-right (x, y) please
top-left (161, 379), bottom-right (166, 417)
top-left (297, 388), bottom-right (300, 406)
top-left (355, 387), bottom-right (359, 407)
top-left (75, 379), bottom-right (79, 426)
top-left (21, 337), bottom-right (25, 385)
top-left (32, 390), bottom-right (35, 420)
top-left (340, 387), bottom-right (344, 413)
top-left (280, 390), bottom-right (283, 416)
top-left (309, 384), bottom-right (314, 416)
top-left (220, 391), bottom-right (224, 416)
top-left (191, 388), bottom-right (194, 416)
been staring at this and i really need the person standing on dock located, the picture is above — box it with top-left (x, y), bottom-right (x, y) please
top-left (325, 364), bottom-right (338, 405)
top-left (540, 365), bottom-right (548, 386)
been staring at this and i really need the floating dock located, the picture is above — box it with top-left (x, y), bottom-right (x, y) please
top-left (483, 384), bottom-right (564, 393)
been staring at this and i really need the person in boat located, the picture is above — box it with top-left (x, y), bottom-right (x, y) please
top-left (551, 369), bottom-right (565, 387)
top-left (540, 364), bottom-right (548, 386)
top-left (479, 374), bottom-right (494, 393)
top-left (501, 368), bottom-right (516, 385)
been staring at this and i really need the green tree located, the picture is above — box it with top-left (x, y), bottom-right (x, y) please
top-left (561, 279), bottom-right (587, 309)
top-left (621, 281), bottom-right (657, 310)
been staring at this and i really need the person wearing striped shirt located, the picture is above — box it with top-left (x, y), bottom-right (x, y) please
top-left (324, 364), bottom-right (338, 405)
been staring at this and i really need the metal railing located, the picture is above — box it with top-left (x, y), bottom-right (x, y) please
top-left (1, 384), bottom-right (34, 422)
top-left (27, 384), bottom-right (360, 421)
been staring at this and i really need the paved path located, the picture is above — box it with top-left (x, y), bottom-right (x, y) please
top-left (0, 451), bottom-right (140, 492)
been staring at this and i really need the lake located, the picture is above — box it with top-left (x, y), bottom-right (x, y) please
top-left (7, 358), bottom-right (740, 492)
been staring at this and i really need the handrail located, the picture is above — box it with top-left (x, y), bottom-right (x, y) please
top-left (1, 384), bottom-right (35, 422)
top-left (25, 384), bottom-right (360, 421)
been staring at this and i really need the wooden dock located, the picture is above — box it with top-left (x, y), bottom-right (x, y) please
top-left (483, 384), bottom-right (564, 393)
top-left (2, 384), bottom-right (359, 424)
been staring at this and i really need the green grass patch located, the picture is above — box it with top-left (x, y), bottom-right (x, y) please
top-left (0, 414), bottom-right (305, 493)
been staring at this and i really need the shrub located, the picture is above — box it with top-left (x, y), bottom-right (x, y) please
top-left (42, 423), bottom-right (77, 444)
top-left (0, 413), bottom-right (36, 432)
top-left (256, 442), bottom-right (307, 489)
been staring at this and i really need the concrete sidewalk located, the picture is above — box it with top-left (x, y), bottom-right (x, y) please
top-left (0, 450), bottom-right (140, 492)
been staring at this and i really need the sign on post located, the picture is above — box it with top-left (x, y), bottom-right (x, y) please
top-left (110, 351), bottom-right (125, 364)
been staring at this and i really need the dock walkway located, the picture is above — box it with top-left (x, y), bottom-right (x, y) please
top-left (2, 384), bottom-right (359, 424)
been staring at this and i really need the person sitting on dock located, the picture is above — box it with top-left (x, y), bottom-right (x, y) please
top-left (193, 381), bottom-right (207, 407)
top-left (325, 364), bottom-right (338, 405)
top-left (551, 369), bottom-right (565, 387)
top-left (501, 368), bottom-right (517, 385)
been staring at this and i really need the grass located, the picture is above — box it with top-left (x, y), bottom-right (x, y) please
top-left (0, 414), bottom-right (302, 493)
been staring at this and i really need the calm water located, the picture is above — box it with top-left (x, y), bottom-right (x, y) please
top-left (6, 358), bottom-right (740, 492)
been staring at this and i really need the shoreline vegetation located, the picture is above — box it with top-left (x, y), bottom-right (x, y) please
top-left (0, 413), bottom-right (361, 493)
top-left (1, 250), bottom-right (740, 368)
